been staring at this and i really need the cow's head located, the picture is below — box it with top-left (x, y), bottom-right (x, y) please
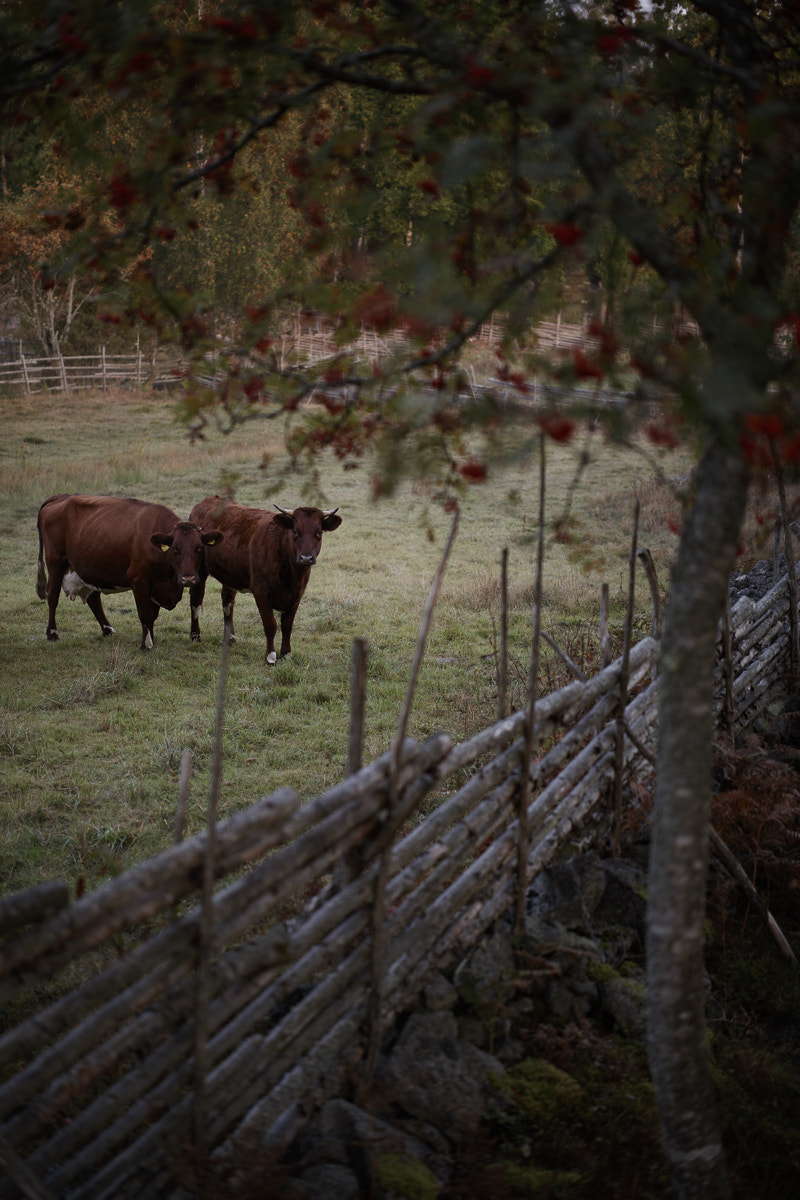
top-left (273, 505), bottom-right (342, 567)
top-left (151, 522), bottom-right (223, 586)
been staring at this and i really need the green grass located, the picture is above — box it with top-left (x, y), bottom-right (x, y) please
top-left (0, 387), bottom-right (691, 895)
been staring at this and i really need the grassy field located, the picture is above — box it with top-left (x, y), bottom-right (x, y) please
top-left (0, 387), bottom-right (692, 897)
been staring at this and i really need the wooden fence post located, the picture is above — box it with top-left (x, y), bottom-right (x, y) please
top-left (58, 350), bottom-right (68, 393)
top-left (498, 548), bottom-right (508, 721)
top-left (101, 345), bottom-right (107, 392)
top-left (721, 597), bottom-right (734, 734)
top-left (365, 508), bottom-right (460, 1078)
top-left (636, 547), bottom-right (662, 639)
top-left (20, 351), bottom-right (31, 396)
top-left (193, 636), bottom-right (230, 1148)
top-left (612, 500), bottom-right (640, 855)
top-left (348, 638), bottom-right (368, 776)
top-left (516, 434), bottom-right (545, 936)
top-left (770, 437), bottom-right (799, 676)
top-left (600, 582), bottom-right (612, 667)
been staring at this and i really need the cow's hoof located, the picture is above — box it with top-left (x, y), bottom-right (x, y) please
top-left (191, 632), bottom-right (201, 643)
top-left (46, 630), bottom-right (59, 642)
top-left (102, 625), bottom-right (115, 636)
top-left (266, 650), bottom-right (277, 665)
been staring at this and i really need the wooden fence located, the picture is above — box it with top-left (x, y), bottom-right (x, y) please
top-left (0, 317), bottom-right (596, 395)
top-left (0, 554), bottom-right (796, 1198)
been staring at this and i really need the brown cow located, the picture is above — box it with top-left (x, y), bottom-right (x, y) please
top-left (36, 494), bottom-right (222, 650)
top-left (188, 496), bottom-right (342, 664)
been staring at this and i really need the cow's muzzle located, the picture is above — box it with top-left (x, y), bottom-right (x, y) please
top-left (297, 554), bottom-right (317, 566)
top-left (179, 572), bottom-right (200, 586)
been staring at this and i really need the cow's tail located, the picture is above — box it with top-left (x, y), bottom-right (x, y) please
top-left (36, 505), bottom-right (48, 600)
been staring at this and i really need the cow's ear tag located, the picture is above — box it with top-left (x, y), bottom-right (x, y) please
top-left (160, 543), bottom-right (170, 553)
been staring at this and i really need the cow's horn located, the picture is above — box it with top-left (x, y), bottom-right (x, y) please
top-left (323, 507), bottom-right (339, 518)
top-left (274, 504), bottom-right (292, 515)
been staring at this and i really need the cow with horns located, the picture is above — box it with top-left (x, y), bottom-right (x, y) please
top-left (188, 496), bottom-right (342, 664)
top-left (36, 494), bottom-right (223, 650)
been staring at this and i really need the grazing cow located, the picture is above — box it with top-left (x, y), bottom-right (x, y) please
top-left (36, 494), bottom-right (222, 650)
top-left (188, 496), bottom-right (342, 664)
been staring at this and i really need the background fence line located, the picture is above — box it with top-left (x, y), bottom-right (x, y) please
top-left (0, 317), bottom-right (630, 396)
top-left (0, 554), bottom-right (795, 1198)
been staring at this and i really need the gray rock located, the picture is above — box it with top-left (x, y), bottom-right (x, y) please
top-left (424, 973), bottom-right (458, 1012)
top-left (296, 1163), bottom-right (361, 1199)
top-left (598, 966), bottom-right (648, 1038)
top-left (453, 928), bottom-right (516, 1009)
top-left (379, 1012), bottom-right (505, 1143)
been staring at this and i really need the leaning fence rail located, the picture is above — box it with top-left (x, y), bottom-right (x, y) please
top-left (0, 566), bottom-right (796, 1198)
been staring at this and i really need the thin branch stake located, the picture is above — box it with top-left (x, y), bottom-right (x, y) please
top-left (193, 634), bottom-right (230, 1147)
top-left (770, 437), bottom-right (799, 675)
top-left (636, 547), bottom-right (662, 639)
top-left (541, 630), bottom-right (587, 682)
top-left (390, 507), bottom-right (460, 788)
top-left (516, 435), bottom-right (545, 936)
top-left (498, 547), bottom-right (509, 720)
top-left (709, 825), bottom-right (797, 967)
top-left (612, 500), bottom-right (639, 856)
top-left (721, 595), bottom-right (734, 734)
top-left (348, 638), bottom-right (368, 776)
top-left (600, 582), bottom-right (612, 667)
top-left (175, 749), bottom-right (192, 845)
top-left (366, 507), bottom-right (460, 1078)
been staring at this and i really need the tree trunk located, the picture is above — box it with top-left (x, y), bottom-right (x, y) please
top-left (647, 432), bottom-right (749, 1200)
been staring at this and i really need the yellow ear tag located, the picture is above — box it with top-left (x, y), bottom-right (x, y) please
top-left (160, 543), bottom-right (170, 552)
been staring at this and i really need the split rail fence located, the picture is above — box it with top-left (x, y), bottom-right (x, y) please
top-left (0, 562), bottom-right (796, 1198)
top-left (0, 317), bottom-right (595, 396)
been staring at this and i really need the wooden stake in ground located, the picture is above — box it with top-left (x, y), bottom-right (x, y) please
top-left (193, 634), bottom-right (230, 1147)
top-left (498, 546), bottom-right (509, 721)
top-left (365, 507), bottom-right (460, 1078)
top-left (516, 434), bottom-right (545, 936)
top-left (348, 637), bottom-right (368, 776)
top-left (612, 500), bottom-right (639, 856)
top-left (600, 583), bottom-right (612, 667)
top-left (770, 436), bottom-right (799, 676)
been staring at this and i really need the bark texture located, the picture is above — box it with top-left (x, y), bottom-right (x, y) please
top-left (647, 434), bottom-right (750, 1199)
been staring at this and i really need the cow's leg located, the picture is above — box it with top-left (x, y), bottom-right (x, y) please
top-left (279, 604), bottom-right (300, 659)
top-left (132, 589), bottom-right (159, 650)
top-left (254, 594), bottom-right (278, 664)
top-left (44, 558), bottom-right (66, 641)
top-left (85, 592), bottom-right (115, 637)
top-left (221, 586), bottom-right (238, 645)
top-left (189, 579), bottom-right (206, 642)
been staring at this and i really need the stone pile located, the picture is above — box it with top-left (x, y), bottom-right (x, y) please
top-left (280, 850), bottom-right (650, 1199)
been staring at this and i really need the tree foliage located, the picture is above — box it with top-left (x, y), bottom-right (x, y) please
top-left (3, 4), bottom-right (800, 1196)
